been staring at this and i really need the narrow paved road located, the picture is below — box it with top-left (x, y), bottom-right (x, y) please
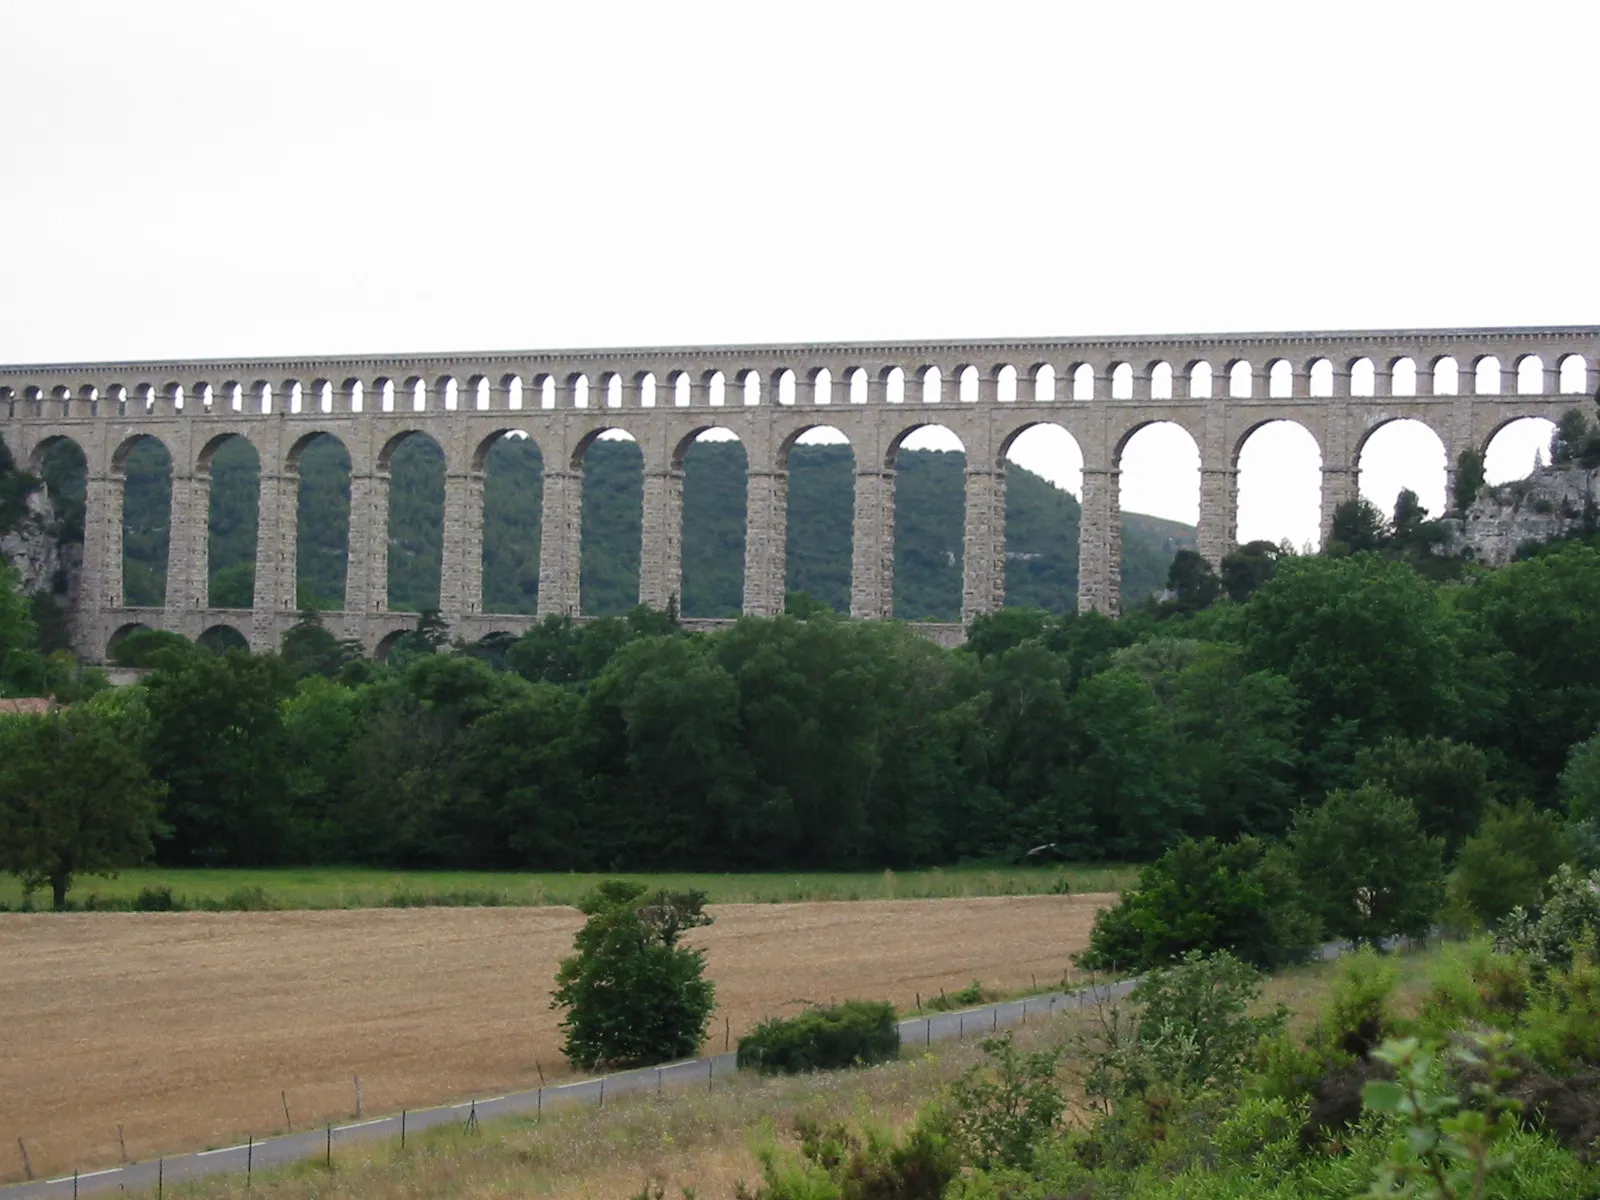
top-left (1, 980), bottom-right (1133, 1199)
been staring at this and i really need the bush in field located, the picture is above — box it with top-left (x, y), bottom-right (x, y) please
top-left (737, 999), bottom-right (899, 1074)
top-left (552, 881), bottom-right (715, 1070)
top-left (1076, 836), bottom-right (1319, 973)
top-left (1289, 785), bottom-right (1445, 947)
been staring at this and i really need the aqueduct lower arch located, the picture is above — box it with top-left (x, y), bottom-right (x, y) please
top-left (1, 326), bottom-right (1594, 660)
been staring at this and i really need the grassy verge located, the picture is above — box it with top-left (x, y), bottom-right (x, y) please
top-left (0, 864), bottom-right (1135, 912)
top-left (134, 945), bottom-right (1443, 1200)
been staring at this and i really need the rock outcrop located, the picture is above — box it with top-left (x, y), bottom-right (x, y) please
top-left (0, 488), bottom-right (79, 603)
top-left (1440, 466), bottom-right (1599, 566)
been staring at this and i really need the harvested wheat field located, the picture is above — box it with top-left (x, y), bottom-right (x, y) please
top-left (0, 893), bottom-right (1109, 1182)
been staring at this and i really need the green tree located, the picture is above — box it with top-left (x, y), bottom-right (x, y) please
top-left (1326, 497), bottom-right (1389, 555)
top-left (1166, 644), bottom-right (1303, 840)
top-left (1355, 736), bottom-right (1494, 856)
top-left (0, 707), bottom-right (165, 907)
top-left (140, 649), bottom-right (296, 864)
top-left (1455, 544), bottom-right (1600, 797)
top-left (1549, 407), bottom-right (1589, 467)
top-left (1449, 801), bottom-right (1572, 926)
top-left (1559, 726), bottom-right (1600, 824)
top-left (0, 564), bottom-right (39, 692)
top-left (1289, 785), bottom-right (1446, 946)
top-left (1453, 447), bottom-right (1487, 514)
top-left (1241, 554), bottom-right (1460, 782)
top-left (280, 609), bottom-right (358, 679)
top-left (1219, 539), bottom-right (1280, 604)
top-left (1163, 549), bottom-right (1220, 613)
top-left (551, 881), bottom-right (716, 1070)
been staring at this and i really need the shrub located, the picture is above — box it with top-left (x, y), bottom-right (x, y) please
top-left (552, 881), bottom-right (716, 1070)
top-left (1076, 836), bottom-right (1319, 973)
top-left (1495, 864), bottom-right (1600, 973)
top-left (1449, 801), bottom-right (1572, 927)
top-left (1077, 951), bottom-right (1287, 1112)
top-left (1289, 785), bottom-right (1446, 947)
top-left (737, 1115), bottom-right (958, 1200)
top-left (133, 885), bottom-right (185, 912)
top-left (927, 981), bottom-right (988, 1011)
top-left (1323, 946), bottom-right (1398, 1059)
top-left (1517, 947), bottom-right (1600, 1074)
top-left (942, 1034), bottom-right (1064, 1170)
top-left (1417, 942), bottom-right (1531, 1040)
top-left (737, 1000), bottom-right (900, 1074)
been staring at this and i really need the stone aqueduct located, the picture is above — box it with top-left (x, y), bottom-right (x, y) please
top-left (0, 326), bottom-right (1595, 662)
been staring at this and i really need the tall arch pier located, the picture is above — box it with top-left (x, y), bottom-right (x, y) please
top-left (1, 326), bottom-right (1595, 661)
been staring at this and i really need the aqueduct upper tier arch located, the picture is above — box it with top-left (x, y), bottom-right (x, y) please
top-left (2, 326), bottom-right (1594, 659)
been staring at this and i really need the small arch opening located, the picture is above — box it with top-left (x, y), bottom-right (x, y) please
top-left (1268, 360), bottom-right (1292, 399)
top-left (1431, 356), bottom-right (1460, 396)
top-left (1228, 361), bottom-right (1252, 398)
top-left (1350, 358), bottom-right (1376, 397)
top-left (1151, 362), bottom-right (1174, 400)
top-left (1391, 357), bottom-right (1418, 397)
top-left (1473, 356), bottom-right (1502, 396)
top-left (1516, 354), bottom-right (1545, 395)
top-left (1559, 354), bottom-right (1589, 395)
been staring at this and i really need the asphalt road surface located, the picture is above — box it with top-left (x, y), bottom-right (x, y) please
top-left (0, 979), bottom-right (1136, 1199)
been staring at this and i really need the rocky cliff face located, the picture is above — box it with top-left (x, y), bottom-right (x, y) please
top-left (1440, 466), bottom-right (1599, 566)
top-left (0, 488), bottom-right (79, 603)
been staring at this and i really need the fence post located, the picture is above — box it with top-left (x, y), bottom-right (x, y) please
top-left (657, 1067), bottom-right (663, 1095)
top-left (325, 1124), bottom-right (331, 1168)
top-left (281, 1090), bottom-right (292, 1131)
top-left (158, 1157), bottom-right (163, 1200)
top-left (247, 1135), bottom-right (253, 1189)
top-left (353, 1074), bottom-right (363, 1118)
top-left (117, 1124), bottom-right (127, 1163)
top-left (599, 1078), bottom-right (605, 1108)
top-left (401, 1109), bottom-right (407, 1149)
top-left (958, 1014), bottom-right (964, 1040)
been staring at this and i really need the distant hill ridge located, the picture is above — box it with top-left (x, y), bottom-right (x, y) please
top-left (117, 438), bottom-right (1196, 620)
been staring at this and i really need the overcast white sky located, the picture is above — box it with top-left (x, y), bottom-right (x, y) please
top-left (2, 2), bottom-right (1594, 547)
